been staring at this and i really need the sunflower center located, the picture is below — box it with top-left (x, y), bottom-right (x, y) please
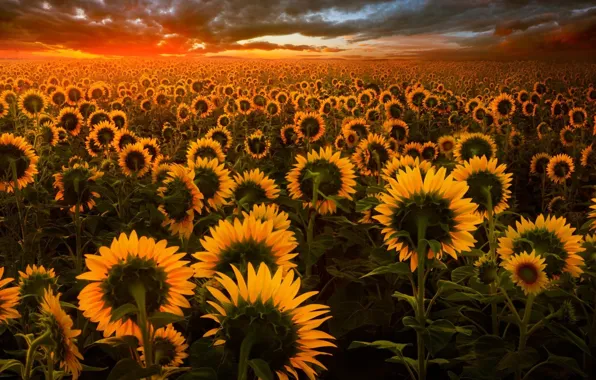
top-left (298, 159), bottom-right (343, 201)
top-left (97, 128), bottom-right (115, 145)
top-left (23, 95), bottom-right (44, 114)
top-left (300, 117), bottom-right (321, 137)
top-left (513, 229), bottom-right (567, 277)
top-left (497, 100), bottom-right (512, 116)
top-left (465, 171), bottom-right (504, 213)
top-left (460, 137), bottom-right (493, 160)
top-left (0, 144), bottom-right (30, 180)
top-left (61, 113), bottom-right (79, 131)
top-left (215, 240), bottom-right (277, 276)
top-left (234, 182), bottom-right (267, 205)
top-left (516, 264), bottom-right (538, 284)
top-left (119, 135), bottom-right (136, 150)
top-left (162, 178), bottom-right (194, 221)
top-left (388, 104), bottom-right (402, 119)
top-left (90, 113), bottom-right (109, 128)
top-left (193, 146), bottom-right (218, 161)
top-left (422, 146), bottom-right (436, 160)
top-left (253, 95), bottom-right (266, 107)
top-left (194, 168), bottom-right (220, 200)
top-left (390, 126), bottom-right (406, 141)
top-left (154, 337), bottom-right (177, 366)
top-left (42, 126), bottom-right (56, 144)
top-left (101, 257), bottom-right (170, 314)
top-left (125, 151), bottom-right (147, 172)
top-left (349, 123), bottom-right (367, 138)
top-left (223, 303), bottom-right (298, 373)
top-left (390, 195), bottom-right (455, 251)
top-left (211, 132), bottom-right (228, 148)
top-left (553, 162), bottom-right (570, 178)
top-left (248, 137), bottom-right (266, 154)
top-left (364, 143), bottom-right (390, 172)
top-left (113, 115), bottom-right (125, 128)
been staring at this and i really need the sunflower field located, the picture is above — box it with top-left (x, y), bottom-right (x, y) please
top-left (0, 59), bottom-right (596, 380)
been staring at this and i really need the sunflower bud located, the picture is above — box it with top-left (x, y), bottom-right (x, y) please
top-left (475, 255), bottom-right (498, 285)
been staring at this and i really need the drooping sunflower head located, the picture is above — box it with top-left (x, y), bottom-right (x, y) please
top-left (90, 120), bottom-right (118, 149)
top-left (452, 156), bottom-right (512, 218)
top-left (50, 88), bottom-right (67, 107)
top-left (382, 155), bottom-right (432, 181)
top-left (85, 135), bottom-right (102, 157)
top-left (187, 137), bottom-right (226, 164)
top-left (352, 133), bottom-right (395, 176)
top-left (139, 324), bottom-right (188, 367)
top-left (281, 125), bottom-right (300, 146)
top-left (342, 118), bottom-right (369, 139)
top-left (383, 119), bottom-right (409, 143)
top-left (54, 162), bottom-right (104, 212)
top-left (569, 107), bottom-right (587, 128)
top-left (18, 89), bottom-right (46, 118)
top-left (177, 103), bottom-right (191, 123)
top-left (188, 157), bottom-right (233, 210)
top-left (580, 145), bottom-right (596, 168)
top-left (490, 93), bottom-right (516, 119)
top-left (475, 254), bottom-right (499, 285)
top-left (206, 126), bottom-right (233, 151)
top-left (374, 166), bottom-right (482, 271)
top-left (37, 289), bottom-right (83, 379)
top-left (151, 156), bottom-right (172, 185)
top-left (77, 231), bottom-right (196, 337)
top-left (453, 133), bottom-right (497, 162)
top-left (547, 154), bottom-right (575, 184)
top-left (202, 263), bottom-right (334, 380)
top-left (39, 121), bottom-right (60, 147)
top-left (231, 168), bottom-right (280, 208)
top-left (294, 112), bottom-right (326, 143)
top-left (119, 142), bottom-right (152, 177)
top-left (192, 216), bottom-right (298, 278)
top-left (158, 164), bottom-right (204, 238)
top-left (0, 133), bottom-right (39, 193)
top-left (0, 267), bottom-right (20, 323)
top-left (502, 251), bottom-right (549, 295)
top-left (497, 214), bottom-right (584, 279)
top-left (530, 153), bottom-right (551, 175)
top-left (287, 146), bottom-right (357, 215)
top-left (18, 265), bottom-right (58, 306)
top-left (560, 126), bottom-right (575, 147)
top-left (57, 107), bottom-right (84, 136)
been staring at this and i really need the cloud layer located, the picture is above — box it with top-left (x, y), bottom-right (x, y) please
top-left (0, 0), bottom-right (594, 59)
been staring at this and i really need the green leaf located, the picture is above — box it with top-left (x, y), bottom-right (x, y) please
top-left (472, 335), bottom-right (507, 361)
top-left (0, 359), bottom-right (23, 375)
top-left (402, 316), bottom-right (425, 332)
top-left (249, 359), bottom-right (274, 380)
top-left (545, 350), bottom-right (588, 378)
top-left (177, 368), bottom-right (218, 380)
top-left (393, 291), bottom-right (418, 310)
top-left (451, 266), bottom-right (476, 283)
top-left (496, 348), bottom-right (539, 373)
top-left (106, 358), bottom-right (160, 380)
top-left (423, 319), bottom-right (468, 356)
top-left (109, 303), bottom-right (138, 322)
top-left (545, 321), bottom-right (591, 355)
top-left (424, 239), bottom-right (442, 255)
top-left (386, 355), bottom-right (418, 372)
top-left (348, 340), bottom-right (411, 355)
top-left (355, 197), bottom-right (380, 212)
top-left (437, 280), bottom-right (480, 294)
top-left (428, 358), bottom-right (450, 365)
top-left (362, 262), bottom-right (411, 278)
top-left (92, 335), bottom-right (139, 349)
top-left (148, 312), bottom-right (185, 329)
top-left (81, 364), bottom-right (109, 372)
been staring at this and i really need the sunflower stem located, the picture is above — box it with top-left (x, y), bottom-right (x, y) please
top-left (74, 200), bottom-right (82, 274)
top-left (11, 160), bottom-right (27, 265)
top-left (516, 294), bottom-right (535, 380)
top-left (484, 187), bottom-right (499, 335)
top-left (415, 218), bottom-right (428, 380)
top-left (23, 329), bottom-right (52, 380)
top-left (130, 282), bottom-right (153, 368)
top-left (237, 332), bottom-right (256, 380)
top-left (306, 174), bottom-right (321, 278)
top-left (46, 351), bottom-right (54, 380)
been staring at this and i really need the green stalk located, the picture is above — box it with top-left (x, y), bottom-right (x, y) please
top-left (46, 351), bottom-right (54, 380)
top-left (23, 329), bottom-right (52, 380)
top-left (74, 200), bottom-right (82, 273)
top-left (130, 282), bottom-right (152, 367)
top-left (415, 219), bottom-right (428, 380)
top-left (516, 294), bottom-right (535, 380)
top-left (11, 160), bottom-right (27, 265)
top-left (484, 187), bottom-right (499, 335)
top-left (305, 174), bottom-right (321, 277)
top-left (237, 332), bottom-right (256, 380)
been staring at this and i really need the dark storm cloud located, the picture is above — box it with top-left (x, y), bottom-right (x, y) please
top-left (0, 0), bottom-right (594, 58)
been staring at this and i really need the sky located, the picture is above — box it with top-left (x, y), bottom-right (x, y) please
top-left (0, 0), bottom-right (595, 60)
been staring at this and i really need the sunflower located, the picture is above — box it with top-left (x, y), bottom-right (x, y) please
top-left (39, 121), bottom-right (60, 147)
top-left (88, 110), bottom-right (111, 129)
top-left (294, 112), bottom-right (326, 143)
top-left (18, 265), bottom-right (57, 303)
top-left (287, 146), bottom-right (357, 215)
top-left (177, 103), bottom-right (191, 123)
top-left (383, 119), bottom-right (409, 144)
top-left (530, 153), bottom-right (551, 175)
top-left (38, 289), bottom-right (83, 379)
top-left (352, 134), bottom-right (395, 176)
top-left (569, 107), bottom-right (587, 128)
top-left (77, 231), bottom-right (196, 337)
top-left (465, 99), bottom-right (481, 114)
top-left (521, 101), bottom-right (536, 117)
top-left (151, 156), bottom-right (172, 185)
top-left (0, 267), bottom-right (20, 323)
top-left (453, 133), bottom-right (497, 162)
top-left (342, 118), bottom-right (369, 139)
top-left (385, 99), bottom-right (405, 119)
top-left (497, 214), bottom-right (584, 278)
top-left (502, 251), bottom-right (549, 295)
top-left (0, 133), bottom-right (39, 193)
top-left (57, 107), bottom-right (84, 136)
top-left (202, 262), bottom-right (334, 380)
top-left (231, 168), bottom-right (280, 207)
top-left (547, 154), bottom-right (575, 184)
top-left (374, 166), bottom-right (482, 271)
top-left (206, 126), bottom-right (233, 151)
top-left (50, 88), bottom-right (67, 107)
top-left (158, 164), bottom-right (204, 238)
top-left (187, 137), bottom-right (226, 164)
top-left (65, 85), bottom-right (83, 105)
top-left (581, 145), bottom-right (596, 168)
top-left (490, 93), bottom-right (516, 119)
top-left (119, 143), bottom-right (152, 178)
top-left (192, 216), bottom-right (298, 278)
top-left (217, 114), bottom-right (232, 128)
top-left (421, 142), bottom-right (439, 161)
top-left (245, 130), bottom-right (271, 160)
top-left (18, 89), bottom-right (46, 118)
top-left (559, 126), bottom-right (575, 147)
top-left (113, 129), bottom-right (138, 152)
top-left (536, 122), bottom-right (550, 139)
top-left (191, 96), bottom-right (214, 118)
top-left (344, 130), bottom-right (359, 148)
top-left (85, 135), bottom-right (102, 158)
top-left (437, 135), bottom-right (456, 155)
top-left (109, 110), bottom-right (128, 129)
top-left (0, 98), bottom-right (9, 118)
top-left (137, 137), bottom-right (160, 162)
top-left (90, 120), bottom-right (118, 150)
top-left (452, 156), bottom-right (512, 218)
top-left (139, 324), bottom-right (188, 367)
top-left (508, 129), bottom-right (523, 150)
top-left (406, 87), bottom-right (427, 112)
top-left (281, 125), bottom-right (300, 146)
top-left (78, 100), bottom-right (97, 119)
top-left (402, 142), bottom-right (424, 159)
top-left (54, 162), bottom-right (104, 212)
top-left (188, 157), bottom-right (233, 210)
top-left (242, 203), bottom-right (291, 231)
top-left (547, 196), bottom-right (566, 215)
top-left (382, 155), bottom-right (432, 181)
